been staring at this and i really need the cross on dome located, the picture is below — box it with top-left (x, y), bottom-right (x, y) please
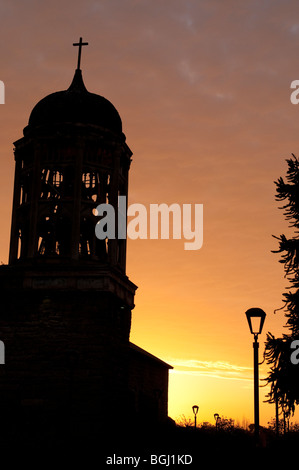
top-left (73, 37), bottom-right (88, 70)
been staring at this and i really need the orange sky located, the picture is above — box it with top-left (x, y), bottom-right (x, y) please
top-left (1, 0), bottom-right (299, 427)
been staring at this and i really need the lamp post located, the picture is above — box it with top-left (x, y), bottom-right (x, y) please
top-left (245, 307), bottom-right (266, 444)
top-left (214, 413), bottom-right (220, 431)
top-left (192, 405), bottom-right (199, 428)
top-left (275, 393), bottom-right (279, 437)
top-left (282, 399), bottom-right (287, 435)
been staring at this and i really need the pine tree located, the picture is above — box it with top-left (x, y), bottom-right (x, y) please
top-left (264, 154), bottom-right (299, 417)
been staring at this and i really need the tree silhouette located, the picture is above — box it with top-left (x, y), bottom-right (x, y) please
top-left (264, 154), bottom-right (299, 417)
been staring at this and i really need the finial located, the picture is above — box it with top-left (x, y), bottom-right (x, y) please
top-left (73, 37), bottom-right (88, 70)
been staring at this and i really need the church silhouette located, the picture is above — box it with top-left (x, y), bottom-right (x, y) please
top-left (0, 39), bottom-right (172, 448)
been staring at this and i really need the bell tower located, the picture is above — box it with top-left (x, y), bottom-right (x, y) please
top-left (0, 40), bottom-right (138, 443)
top-left (9, 39), bottom-right (129, 271)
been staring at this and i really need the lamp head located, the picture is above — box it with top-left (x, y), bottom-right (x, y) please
top-left (245, 308), bottom-right (266, 336)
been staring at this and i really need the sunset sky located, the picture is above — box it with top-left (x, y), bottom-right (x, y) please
top-left (1, 0), bottom-right (299, 427)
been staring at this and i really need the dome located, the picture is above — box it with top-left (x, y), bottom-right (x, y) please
top-left (27, 69), bottom-right (122, 134)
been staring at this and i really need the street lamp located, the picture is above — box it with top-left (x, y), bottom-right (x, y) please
top-left (281, 399), bottom-right (288, 435)
top-left (245, 307), bottom-right (266, 444)
top-left (192, 405), bottom-right (199, 428)
top-left (214, 413), bottom-right (220, 431)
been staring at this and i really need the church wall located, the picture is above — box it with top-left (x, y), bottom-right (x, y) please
top-left (128, 348), bottom-right (170, 426)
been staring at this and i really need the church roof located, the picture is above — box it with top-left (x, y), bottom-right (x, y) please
top-left (27, 69), bottom-right (123, 134)
top-left (129, 343), bottom-right (173, 369)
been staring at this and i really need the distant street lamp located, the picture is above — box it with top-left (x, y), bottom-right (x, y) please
top-left (214, 413), bottom-right (220, 430)
top-left (192, 405), bottom-right (199, 428)
top-left (245, 307), bottom-right (266, 444)
top-left (281, 399), bottom-right (288, 435)
top-left (275, 393), bottom-right (279, 437)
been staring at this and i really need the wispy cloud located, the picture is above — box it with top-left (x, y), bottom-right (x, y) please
top-left (166, 358), bottom-right (260, 382)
